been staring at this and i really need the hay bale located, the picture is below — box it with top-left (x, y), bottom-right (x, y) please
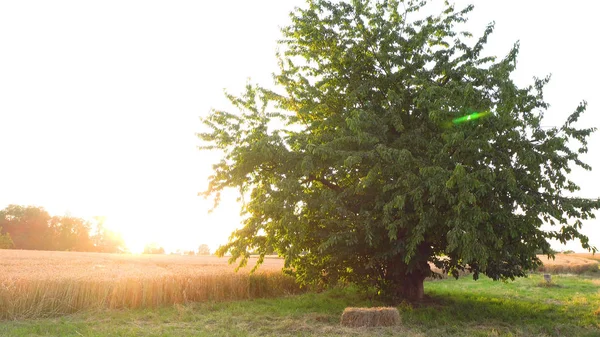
top-left (340, 307), bottom-right (400, 327)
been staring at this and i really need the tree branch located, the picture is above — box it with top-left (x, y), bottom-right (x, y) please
top-left (301, 174), bottom-right (343, 192)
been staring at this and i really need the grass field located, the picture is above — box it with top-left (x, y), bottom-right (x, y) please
top-left (1, 275), bottom-right (598, 336)
top-left (1, 250), bottom-right (599, 336)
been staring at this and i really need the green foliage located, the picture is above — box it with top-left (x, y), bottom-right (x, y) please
top-left (0, 226), bottom-right (14, 249)
top-left (200, 0), bottom-right (600, 301)
top-left (0, 205), bottom-right (127, 253)
top-left (0, 205), bottom-right (52, 250)
top-left (49, 215), bottom-right (94, 251)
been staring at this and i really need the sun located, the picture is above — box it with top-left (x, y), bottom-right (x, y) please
top-left (118, 227), bottom-right (154, 254)
top-left (95, 192), bottom-right (244, 255)
top-left (122, 235), bottom-right (147, 254)
top-left (102, 217), bottom-right (150, 254)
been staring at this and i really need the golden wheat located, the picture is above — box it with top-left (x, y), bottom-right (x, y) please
top-left (536, 254), bottom-right (600, 274)
top-left (0, 250), bottom-right (300, 319)
top-left (569, 253), bottom-right (600, 262)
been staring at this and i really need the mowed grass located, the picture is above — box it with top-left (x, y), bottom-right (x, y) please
top-left (1, 275), bottom-right (599, 336)
top-left (0, 250), bottom-right (299, 320)
top-left (417, 274), bottom-right (600, 336)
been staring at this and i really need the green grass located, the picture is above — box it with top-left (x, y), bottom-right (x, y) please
top-left (1, 274), bottom-right (599, 337)
top-left (412, 274), bottom-right (600, 336)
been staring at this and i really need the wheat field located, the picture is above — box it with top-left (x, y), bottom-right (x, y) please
top-left (0, 250), bottom-right (298, 319)
top-left (2, 250), bottom-right (598, 320)
top-left (536, 254), bottom-right (600, 274)
top-left (569, 253), bottom-right (600, 262)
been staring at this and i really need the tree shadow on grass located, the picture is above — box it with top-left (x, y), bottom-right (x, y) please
top-left (402, 290), bottom-right (599, 336)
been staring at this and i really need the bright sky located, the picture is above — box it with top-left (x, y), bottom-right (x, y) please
top-left (0, 1), bottom-right (598, 253)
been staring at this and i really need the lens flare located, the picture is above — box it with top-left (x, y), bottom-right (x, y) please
top-left (452, 111), bottom-right (490, 125)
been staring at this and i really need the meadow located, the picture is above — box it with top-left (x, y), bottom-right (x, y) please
top-left (1, 250), bottom-right (599, 336)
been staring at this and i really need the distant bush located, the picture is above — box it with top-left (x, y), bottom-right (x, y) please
top-left (0, 227), bottom-right (14, 249)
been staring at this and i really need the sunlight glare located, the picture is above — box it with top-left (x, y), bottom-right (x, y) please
top-left (102, 216), bottom-right (149, 254)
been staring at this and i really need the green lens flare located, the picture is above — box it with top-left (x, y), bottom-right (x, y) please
top-left (452, 111), bottom-right (490, 125)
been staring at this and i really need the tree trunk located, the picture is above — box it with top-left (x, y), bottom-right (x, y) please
top-left (397, 272), bottom-right (426, 301)
top-left (385, 254), bottom-right (430, 302)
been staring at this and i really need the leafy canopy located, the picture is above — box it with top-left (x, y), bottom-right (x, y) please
top-left (199, 0), bottom-right (599, 299)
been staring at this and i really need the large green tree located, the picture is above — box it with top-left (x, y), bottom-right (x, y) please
top-left (199, 0), bottom-right (599, 301)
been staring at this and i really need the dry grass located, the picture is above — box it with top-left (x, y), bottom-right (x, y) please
top-left (340, 307), bottom-right (400, 328)
top-left (0, 249), bottom-right (299, 319)
top-left (536, 254), bottom-right (599, 274)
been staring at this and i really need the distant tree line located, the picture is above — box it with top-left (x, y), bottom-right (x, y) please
top-left (142, 242), bottom-right (165, 254)
top-left (0, 204), bottom-right (127, 253)
top-left (150, 244), bottom-right (212, 256)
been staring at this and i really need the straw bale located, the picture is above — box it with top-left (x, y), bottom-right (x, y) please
top-left (340, 307), bottom-right (400, 327)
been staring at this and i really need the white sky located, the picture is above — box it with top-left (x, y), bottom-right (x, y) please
top-left (0, 1), bottom-right (598, 253)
